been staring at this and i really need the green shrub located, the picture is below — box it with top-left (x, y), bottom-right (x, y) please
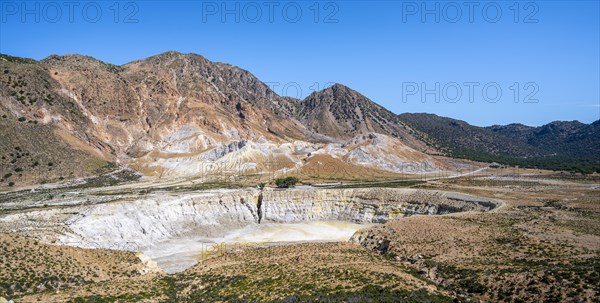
top-left (17, 117), bottom-right (26, 122)
top-left (8, 182), bottom-right (15, 187)
top-left (274, 176), bottom-right (299, 188)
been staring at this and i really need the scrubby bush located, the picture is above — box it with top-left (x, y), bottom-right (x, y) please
top-left (274, 177), bottom-right (299, 188)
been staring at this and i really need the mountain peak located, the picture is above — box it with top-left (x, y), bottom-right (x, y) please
top-left (0, 53), bottom-right (37, 64)
top-left (305, 83), bottom-right (367, 108)
top-left (328, 82), bottom-right (352, 90)
top-left (42, 54), bottom-right (107, 64)
top-left (41, 54), bottom-right (124, 74)
top-left (316, 83), bottom-right (356, 96)
top-left (124, 51), bottom-right (208, 66)
top-left (160, 50), bottom-right (183, 55)
top-left (297, 82), bottom-right (422, 146)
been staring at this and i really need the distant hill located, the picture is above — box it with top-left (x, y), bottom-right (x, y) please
top-left (398, 113), bottom-right (600, 173)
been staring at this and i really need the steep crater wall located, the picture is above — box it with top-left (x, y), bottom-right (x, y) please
top-left (0, 188), bottom-right (500, 252)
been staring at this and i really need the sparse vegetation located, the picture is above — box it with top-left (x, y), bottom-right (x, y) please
top-left (0, 54), bottom-right (37, 64)
top-left (0, 168), bottom-right (598, 302)
top-left (0, 51), bottom-right (597, 303)
top-left (399, 113), bottom-right (600, 173)
top-left (274, 176), bottom-right (299, 188)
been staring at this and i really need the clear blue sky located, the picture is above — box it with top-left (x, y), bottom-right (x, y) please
top-left (1, 0), bottom-right (598, 126)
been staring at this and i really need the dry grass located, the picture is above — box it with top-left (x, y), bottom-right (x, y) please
top-left (0, 234), bottom-right (158, 300)
top-left (2, 170), bottom-right (599, 302)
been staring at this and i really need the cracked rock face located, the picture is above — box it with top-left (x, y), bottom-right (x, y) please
top-left (0, 188), bottom-right (500, 252)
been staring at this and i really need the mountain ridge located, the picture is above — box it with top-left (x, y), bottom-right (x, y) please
top-left (1, 52), bottom-right (598, 188)
top-left (398, 113), bottom-right (599, 173)
top-left (0, 52), bottom-right (440, 186)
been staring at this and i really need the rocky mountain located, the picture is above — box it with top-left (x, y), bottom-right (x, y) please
top-left (397, 113), bottom-right (538, 157)
top-left (0, 54), bottom-right (115, 185)
top-left (40, 51), bottom-right (310, 157)
top-left (1, 51), bottom-right (597, 188)
top-left (487, 120), bottom-right (600, 159)
top-left (0, 52), bottom-right (439, 187)
top-left (297, 84), bottom-right (426, 149)
top-left (398, 113), bottom-right (600, 173)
